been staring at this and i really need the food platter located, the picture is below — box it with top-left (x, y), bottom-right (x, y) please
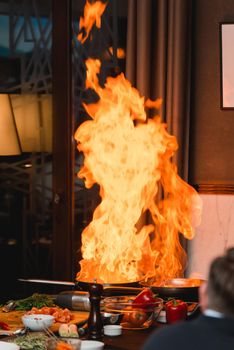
top-left (0, 308), bottom-right (88, 334)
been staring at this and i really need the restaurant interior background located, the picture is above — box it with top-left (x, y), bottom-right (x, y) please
top-left (0, 0), bottom-right (233, 303)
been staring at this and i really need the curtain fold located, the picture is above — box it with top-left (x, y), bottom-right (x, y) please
top-left (126, 0), bottom-right (193, 180)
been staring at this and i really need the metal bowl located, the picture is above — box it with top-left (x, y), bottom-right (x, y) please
top-left (140, 278), bottom-right (205, 302)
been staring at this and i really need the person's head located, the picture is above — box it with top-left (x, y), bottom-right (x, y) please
top-left (199, 247), bottom-right (234, 316)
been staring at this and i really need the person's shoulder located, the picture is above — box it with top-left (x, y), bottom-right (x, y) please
top-left (142, 321), bottom-right (197, 350)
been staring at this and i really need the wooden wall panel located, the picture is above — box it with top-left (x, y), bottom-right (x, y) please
top-left (189, 0), bottom-right (234, 192)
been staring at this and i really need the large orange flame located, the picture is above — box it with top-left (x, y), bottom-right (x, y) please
top-left (74, 59), bottom-right (202, 283)
top-left (77, 1), bottom-right (107, 44)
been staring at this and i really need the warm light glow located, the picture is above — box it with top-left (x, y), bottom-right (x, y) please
top-left (11, 94), bottom-right (52, 152)
top-left (24, 163), bottom-right (33, 168)
top-left (0, 94), bottom-right (21, 155)
top-left (77, 1), bottom-right (107, 44)
top-left (75, 59), bottom-right (202, 284)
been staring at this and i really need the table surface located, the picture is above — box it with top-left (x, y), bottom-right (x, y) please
top-left (102, 325), bottom-right (159, 350)
top-left (90, 308), bottom-right (200, 349)
top-left (1, 308), bottom-right (199, 349)
top-left (1, 323), bottom-right (161, 350)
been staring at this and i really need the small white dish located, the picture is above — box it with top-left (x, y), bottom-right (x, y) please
top-left (0, 341), bottom-right (20, 350)
top-left (80, 340), bottom-right (104, 350)
top-left (22, 314), bottom-right (54, 331)
top-left (157, 310), bottom-right (167, 323)
top-left (104, 325), bottom-right (122, 336)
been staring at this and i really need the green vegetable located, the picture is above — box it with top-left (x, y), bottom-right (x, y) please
top-left (14, 293), bottom-right (55, 311)
top-left (14, 333), bottom-right (48, 349)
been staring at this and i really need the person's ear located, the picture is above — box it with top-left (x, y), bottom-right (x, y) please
top-left (199, 281), bottom-right (208, 312)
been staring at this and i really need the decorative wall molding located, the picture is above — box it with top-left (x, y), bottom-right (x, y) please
top-left (193, 184), bottom-right (234, 194)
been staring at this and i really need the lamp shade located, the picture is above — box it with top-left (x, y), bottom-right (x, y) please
top-left (0, 94), bottom-right (21, 155)
top-left (11, 94), bottom-right (52, 152)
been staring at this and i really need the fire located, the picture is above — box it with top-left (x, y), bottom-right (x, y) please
top-left (74, 59), bottom-right (202, 283)
top-left (77, 1), bottom-right (107, 44)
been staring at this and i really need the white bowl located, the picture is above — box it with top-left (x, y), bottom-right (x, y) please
top-left (104, 325), bottom-right (122, 336)
top-left (0, 342), bottom-right (20, 350)
top-left (22, 314), bottom-right (54, 331)
top-left (80, 340), bottom-right (104, 350)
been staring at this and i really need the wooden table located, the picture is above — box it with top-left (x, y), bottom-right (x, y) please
top-left (1, 327), bottom-right (159, 350)
top-left (0, 306), bottom-right (199, 349)
top-left (102, 307), bottom-right (201, 349)
top-left (103, 325), bottom-right (160, 350)
top-left (0, 306), bottom-right (166, 350)
top-left (1, 319), bottom-right (161, 350)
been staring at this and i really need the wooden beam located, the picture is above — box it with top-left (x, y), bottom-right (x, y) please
top-left (51, 0), bottom-right (74, 281)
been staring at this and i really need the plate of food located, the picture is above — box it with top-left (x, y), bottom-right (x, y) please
top-left (0, 293), bottom-right (89, 334)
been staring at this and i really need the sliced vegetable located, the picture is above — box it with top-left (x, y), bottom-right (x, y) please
top-left (58, 323), bottom-right (79, 338)
top-left (14, 333), bottom-right (48, 349)
top-left (14, 293), bottom-right (55, 311)
top-left (26, 306), bottom-right (73, 323)
top-left (58, 324), bottom-right (70, 337)
top-left (68, 324), bottom-right (79, 337)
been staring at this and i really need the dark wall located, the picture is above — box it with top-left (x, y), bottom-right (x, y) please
top-left (189, 0), bottom-right (234, 187)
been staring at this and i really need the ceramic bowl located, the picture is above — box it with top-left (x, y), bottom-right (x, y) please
top-left (21, 314), bottom-right (54, 331)
top-left (80, 340), bottom-right (104, 350)
top-left (0, 342), bottom-right (20, 350)
top-left (104, 325), bottom-right (122, 336)
top-left (103, 295), bottom-right (163, 330)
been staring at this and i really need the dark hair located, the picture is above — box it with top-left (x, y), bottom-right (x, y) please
top-left (207, 247), bottom-right (234, 316)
